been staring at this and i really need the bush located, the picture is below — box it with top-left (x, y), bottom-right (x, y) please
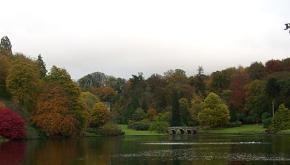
top-left (91, 102), bottom-right (111, 127)
top-left (227, 121), bottom-right (242, 128)
top-left (131, 108), bottom-right (146, 121)
top-left (149, 121), bottom-right (169, 133)
top-left (128, 120), bottom-right (150, 130)
top-left (0, 108), bottom-right (26, 139)
top-left (261, 112), bottom-right (272, 128)
top-left (262, 118), bottom-right (272, 128)
top-left (97, 123), bottom-right (124, 136)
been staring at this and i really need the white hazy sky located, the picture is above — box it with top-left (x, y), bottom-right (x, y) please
top-left (0, 0), bottom-right (290, 79)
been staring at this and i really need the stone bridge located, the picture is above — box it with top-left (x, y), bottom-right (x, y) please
top-left (167, 127), bottom-right (197, 135)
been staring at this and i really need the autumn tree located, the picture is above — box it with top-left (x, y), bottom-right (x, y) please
top-left (147, 107), bottom-right (157, 121)
top-left (91, 102), bottom-right (111, 127)
top-left (45, 66), bottom-right (87, 133)
top-left (229, 70), bottom-right (250, 112)
top-left (265, 59), bottom-right (283, 73)
top-left (6, 55), bottom-right (40, 111)
top-left (32, 83), bottom-right (78, 136)
top-left (198, 92), bottom-right (230, 128)
top-left (190, 66), bottom-right (207, 96)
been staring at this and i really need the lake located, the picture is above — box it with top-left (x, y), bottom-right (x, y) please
top-left (1, 134), bottom-right (290, 165)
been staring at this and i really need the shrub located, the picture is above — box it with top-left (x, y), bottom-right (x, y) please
top-left (149, 121), bottom-right (169, 133)
top-left (128, 120), bottom-right (150, 130)
top-left (0, 101), bottom-right (5, 109)
top-left (0, 108), bottom-right (26, 139)
top-left (97, 123), bottom-right (124, 136)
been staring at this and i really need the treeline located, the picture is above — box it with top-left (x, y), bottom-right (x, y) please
top-left (78, 52), bottom-right (290, 132)
top-left (0, 36), bottom-right (289, 139)
top-left (0, 36), bottom-right (121, 139)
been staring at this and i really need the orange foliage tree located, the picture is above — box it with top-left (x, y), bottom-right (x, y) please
top-left (31, 83), bottom-right (78, 136)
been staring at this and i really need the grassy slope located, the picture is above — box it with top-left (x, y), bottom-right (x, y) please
top-left (119, 124), bottom-right (163, 136)
top-left (199, 124), bottom-right (266, 134)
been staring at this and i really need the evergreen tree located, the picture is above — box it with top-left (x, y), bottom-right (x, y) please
top-left (37, 54), bottom-right (47, 78)
top-left (171, 90), bottom-right (181, 126)
top-left (0, 36), bottom-right (12, 56)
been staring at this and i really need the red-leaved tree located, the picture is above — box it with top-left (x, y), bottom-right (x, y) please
top-left (0, 108), bottom-right (26, 139)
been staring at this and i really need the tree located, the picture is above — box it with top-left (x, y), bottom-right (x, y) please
top-left (31, 83), bottom-right (79, 136)
top-left (171, 90), bottom-right (181, 126)
top-left (265, 78), bottom-right (280, 117)
top-left (0, 55), bottom-right (11, 97)
top-left (46, 66), bottom-right (88, 133)
top-left (36, 54), bottom-right (47, 78)
top-left (265, 59), bottom-right (283, 73)
top-left (147, 107), bottom-right (157, 121)
top-left (0, 36), bottom-right (12, 56)
top-left (244, 80), bottom-right (270, 123)
top-left (0, 108), bottom-right (26, 139)
top-left (210, 67), bottom-right (236, 92)
top-left (91, 102), bottom-right (111, 127)
top-left (179, 98), bottom-right (191, 126)
top-left (271, 104), bottom-right (290, 132)
top-left (198, 92), bottom-right (230, 128)
top-left (131, 108), bottom-right (146, 121)
top-left (247, 62), bottom-right (266, 80)
top-left (229, 70), bottom-right (250, 112)
top-left (6, 56), bottom-right (40, 111)
top-left (190, 66), bottom-right (206, 96)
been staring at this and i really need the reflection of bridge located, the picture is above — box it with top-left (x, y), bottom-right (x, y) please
top-left (168, 127), bottom-right (197, 135)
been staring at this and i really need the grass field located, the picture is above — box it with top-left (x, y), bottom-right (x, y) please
top-left (118, 124), bottom-right (164, 136)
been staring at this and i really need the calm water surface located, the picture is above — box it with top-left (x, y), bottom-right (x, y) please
top-left (1, 134), bottom-right (290, 165)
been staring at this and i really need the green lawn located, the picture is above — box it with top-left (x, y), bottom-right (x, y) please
top-left (118, 124), bottom-right (164, 136)
top-left (199, 124), bottom-right (266, 134)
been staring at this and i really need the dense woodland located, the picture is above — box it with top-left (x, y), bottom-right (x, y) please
top-left (0, 36), bottom-right (289, 139)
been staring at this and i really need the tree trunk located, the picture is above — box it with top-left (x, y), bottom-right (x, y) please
top-left (272, 99), bottom-right (275, 117)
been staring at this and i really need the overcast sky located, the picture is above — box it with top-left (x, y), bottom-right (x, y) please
top-left (1, 0), bottom-right (290, 79)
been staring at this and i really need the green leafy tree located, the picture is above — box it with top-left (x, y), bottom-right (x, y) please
top-left (198, 92), bottom-right (230, 128)
top-left (265, 78), bottom-right (280, 117)
top-left (6, 56), bottom-right (40, 111)
top-left (244, 80), bottom-right (270, 122)
top-left (0, 55), bottom-right (11, 97)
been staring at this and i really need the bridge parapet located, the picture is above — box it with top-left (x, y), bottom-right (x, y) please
top-left (168, 127), bottom-right (197, 135)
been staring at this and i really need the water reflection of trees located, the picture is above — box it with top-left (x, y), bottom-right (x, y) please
top-left (0, 141), bottom-right (26, 165)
